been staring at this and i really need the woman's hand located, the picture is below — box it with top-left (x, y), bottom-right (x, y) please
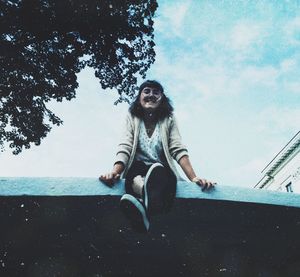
top-left (192, 177), bottom-right (216, 191)
top-left (178, 156), bottom-right (216, 191)
top-left (99, 172), bottom-right (121, 187)
top-left (99, 162), bottom-right (124, 187)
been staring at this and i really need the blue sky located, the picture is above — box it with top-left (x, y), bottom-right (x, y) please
top-left (1, 0), bottom-right (299, 187)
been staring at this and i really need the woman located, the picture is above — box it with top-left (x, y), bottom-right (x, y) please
top-left (99, 80), bottom-right (215, 233)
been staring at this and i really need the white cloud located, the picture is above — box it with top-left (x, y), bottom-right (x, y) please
top-left (238, 65), bottom-right (279, 90)
top-left (150, 45), bottom-right (282, 101)
top-left (285, 82), bottom-right (300, 94)
top-left (280, 58), bottom-right (297, 73)
top-left (227, 21), bottom-right (269, 62)
top-left (277, 56), bottom-right (300, 95)
top-left (230, 22), bottom-right (265, 50)
top-left (256, 107), bottom-right (300, 135)
top-left (225, 158), bottom-right (270, 187)
top-left (284, 16), bottom-right (300, 46)
top-left (155, 1), bottom-right (191, 38)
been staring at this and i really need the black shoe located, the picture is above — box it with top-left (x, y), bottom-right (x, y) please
top-left (143, 163), bottom-right (165, 215)
top-left (120, 194), bottom-right (149, 233)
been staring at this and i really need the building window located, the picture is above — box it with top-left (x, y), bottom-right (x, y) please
top-left (286, 182), bottom-right (293, 193)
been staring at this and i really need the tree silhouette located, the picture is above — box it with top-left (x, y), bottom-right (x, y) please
top-left (0, 0), bottom-right (157, 154)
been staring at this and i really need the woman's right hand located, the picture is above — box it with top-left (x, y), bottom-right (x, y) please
top-left (99, 172), bottom-right (121, 187)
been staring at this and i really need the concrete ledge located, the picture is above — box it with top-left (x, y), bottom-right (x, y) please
top-left (0, 178), bottom-right (300, 276)
top-left (1, 177), bottom-right (300, 208)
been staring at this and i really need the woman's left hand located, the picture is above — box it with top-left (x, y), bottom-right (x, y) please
top-left (192, 177), bottom-right (216, 191)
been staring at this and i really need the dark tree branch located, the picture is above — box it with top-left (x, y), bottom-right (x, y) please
top-left (0, 0), bottom-right (157, 154)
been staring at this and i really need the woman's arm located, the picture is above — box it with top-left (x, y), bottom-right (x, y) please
top-left (99, 113), bottom-right (134, 186)
top-left (178, 155), bottom-right (215, 190)
top-left (99, 162), bottom-right (125, 186)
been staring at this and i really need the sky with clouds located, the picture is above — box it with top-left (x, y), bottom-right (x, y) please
top-left (1, 0), bottom-right (299, 187)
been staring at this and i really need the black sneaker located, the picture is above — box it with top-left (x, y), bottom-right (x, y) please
top-left (143, 163), bottom-right (165, 215)
top-left (120, 194), bottom-right (149, 233)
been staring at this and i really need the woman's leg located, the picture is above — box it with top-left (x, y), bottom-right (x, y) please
top-left (121, 161), bottom-right (150, 232)
top-left (143, 164), bottom-right (177, 216)
top-left (125, 160), bottom-right (148, 198)
top-left (162, 167), bottom-right (177, 212)
top-left (124, 160), bottom-right (177, 214)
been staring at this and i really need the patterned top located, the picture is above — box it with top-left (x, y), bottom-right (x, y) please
top-left (135, 121), bottom-right (167, 165)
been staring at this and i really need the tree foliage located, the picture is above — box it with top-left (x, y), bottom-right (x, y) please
top-left (0, 0), bottom-right (157, 154)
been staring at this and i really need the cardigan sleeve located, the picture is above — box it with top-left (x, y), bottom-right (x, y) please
top-left (114, 113), bottom-right (134, 166)
top-left (168, 115), bottom-right (188, 162)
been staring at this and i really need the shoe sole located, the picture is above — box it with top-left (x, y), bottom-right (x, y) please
top-left (143, 163), bottom-right (164, 214)
top-left (120, 194), bottom-right (149, 233)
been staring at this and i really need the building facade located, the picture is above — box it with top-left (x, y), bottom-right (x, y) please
top-left (255, 131), bottom-right (300, 193)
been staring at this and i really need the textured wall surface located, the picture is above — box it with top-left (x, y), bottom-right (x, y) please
top-left (1, 178), bottom-right (300, 208)
top-left (0, 178), bottom-right (300, 277)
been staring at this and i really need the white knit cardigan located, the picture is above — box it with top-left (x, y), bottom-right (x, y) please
top-left (114, 112), bottom-right (188, 180)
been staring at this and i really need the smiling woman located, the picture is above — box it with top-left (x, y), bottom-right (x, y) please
top-left (140, 87), bottom-right (163, 116)
top-left (99, 80), bottom-right (216, 233)
top-left (128, 80), bottom-right (174, 121)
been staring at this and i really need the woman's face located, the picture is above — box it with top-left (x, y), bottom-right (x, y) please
top-left (139, 86), bottom-right (163, 113)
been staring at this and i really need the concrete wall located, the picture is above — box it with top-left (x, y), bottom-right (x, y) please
top-left (0, 178), bottom-right (300, 277)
